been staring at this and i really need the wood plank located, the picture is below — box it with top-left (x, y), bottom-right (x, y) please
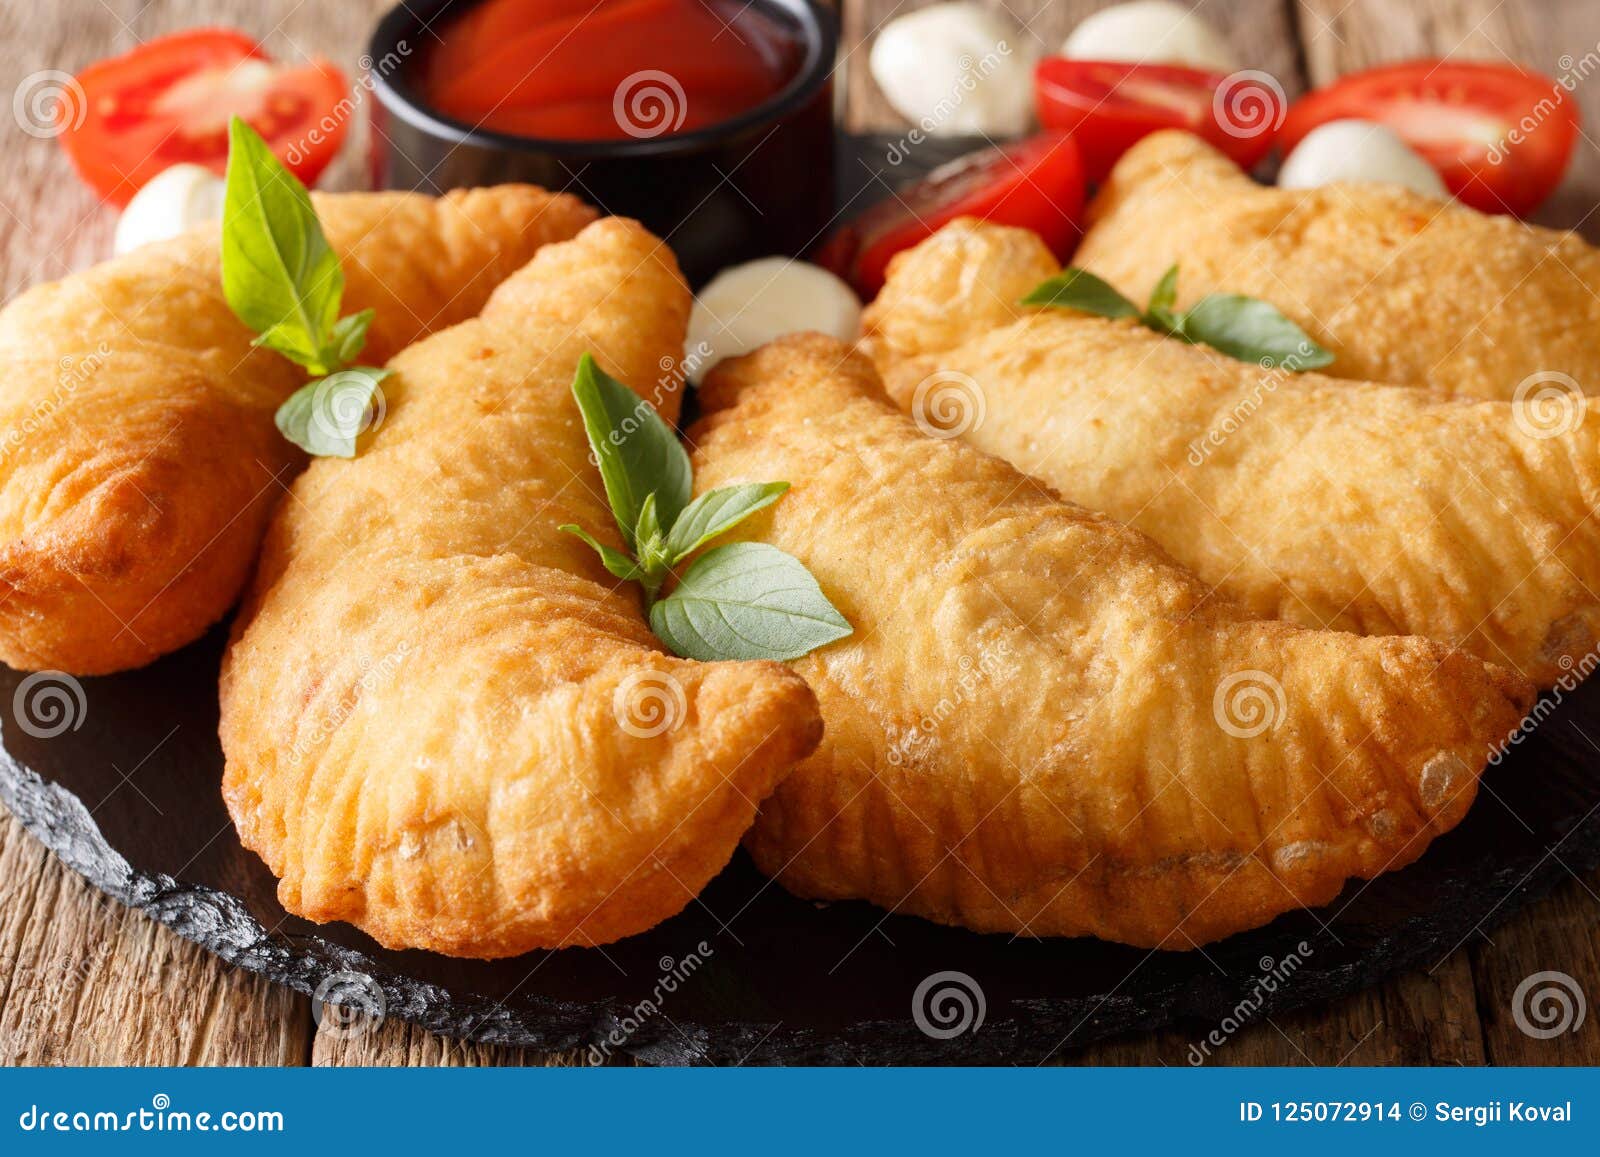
top-left (1469, 871), bottom-right (1600, 1064)
top-left (312, 1016), bottom-right (614, 1067)
top-left (842, 0), bottom-right (1306, 132)
top-left (0, 813), bottom-right (312, 1065)
top-left (1075, 951), bottom-right (1486, 1065)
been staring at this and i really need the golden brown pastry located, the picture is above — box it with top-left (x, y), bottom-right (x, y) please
top-left (219, 219), bottom-right (821, 959)
top-left (1074, 130), bottom-right (1600, 400)
top-left (689, 335), bottom-right (1531, 949)
top-left (863, 218), bottom-right (1600, 687)
top-left (0, 186), bottom-right (595, 675)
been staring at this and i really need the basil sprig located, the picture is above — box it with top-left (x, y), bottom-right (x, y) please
top-left (1021, 265), bottom-right (1333, 370)
top-left (561, 354), bottom-right (851, 662)
top-left (221, 118), bottom-right (384, 456)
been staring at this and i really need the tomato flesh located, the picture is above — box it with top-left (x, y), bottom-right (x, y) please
top-left (1279, 60), bottom-right (1578, 216)
top-left (814, 134), bottom-right (1086, 300)
top-left (1034, 59), bottom-right (1282, 181)
top-left (58, 28), bottom-right (348, 206)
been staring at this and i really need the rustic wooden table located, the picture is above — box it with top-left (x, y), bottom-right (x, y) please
top-left (3, 0), bottom-right (1599, 1067)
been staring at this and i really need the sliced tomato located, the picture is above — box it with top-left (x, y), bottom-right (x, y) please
top-left (57, 28), bottom-right (348, 206)
top-left (1034, 59), bottom-right (1283, 181)
top-left (814, 134), bottom-right (1086, 300)
top-left (1279, 60), bottom-right (1578, 216)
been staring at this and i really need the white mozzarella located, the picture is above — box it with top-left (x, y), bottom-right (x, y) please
top-left (113, 163), bottom-right (226, 256)
top-left (1061, 1), bottom-right (1240, 74)
top-left (869, 3), bottom-right (1038, 136)
top-left (1278, 119), bottom-right (1449, 199)
top-left (686, 259), bottom-right (862, 380)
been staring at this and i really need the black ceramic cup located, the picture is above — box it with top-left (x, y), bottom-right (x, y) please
top-left (367, 0), bottom-right (837, 285)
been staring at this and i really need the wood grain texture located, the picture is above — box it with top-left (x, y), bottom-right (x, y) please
top-left (312, 1017), bottom-right (617, 1067)
top-left (1, 0), bottom-right (1597, 1068)
top-left (0, 813), bottom-right (311, 1065)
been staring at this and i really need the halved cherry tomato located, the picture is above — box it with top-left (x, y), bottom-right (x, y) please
top-left (57, 28), bottom-right (348, 206)
top-left (814, 133), bottom-right (1085, 300)
top-left (1034, 59), bottom-right (1283, 181)
top-left (1279, 60), bottom-right (1578, 216)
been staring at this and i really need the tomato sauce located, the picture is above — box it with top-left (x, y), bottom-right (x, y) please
top-left (420, 0), bottom-right (804, 140)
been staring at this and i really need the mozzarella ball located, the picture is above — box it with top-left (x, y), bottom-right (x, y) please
top-left (1061, 1), bottom-right (1239, 74)
top-left (870, 2), bottom-right (1038, 136)
top-left (113, 164), bottom-right (226, 256)
top-left (686, 259), bottom-right (862, 380)
top-left (1278, 119), bottom-right (1449, 199)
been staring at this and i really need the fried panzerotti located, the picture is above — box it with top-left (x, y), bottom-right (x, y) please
top-left (689, 335), bottom-right (1531, 948)
top-left (1074, 131), bottom-right (1600, 399)
top-left (863, 218), bottom-right (1600, 687)
top-left (0, 185), bottom-right (595, 674)
top-left (219, 219), bottom-right (821, 959)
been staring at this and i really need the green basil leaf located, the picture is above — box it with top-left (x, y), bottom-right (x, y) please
top-left (327, 308), bottom-right (375, 368)
top-left (1145, 264), bottom-right (1180, 323)
top-left (569, 353), bottom-right (691, 550)
top-left (663, 482), bottom-right (789, 563)
top-left (1176, 294), bottom-right (1335, 370)
top-left (1020, 268), bottom-right (1141, 319)
top-left (649, 542), bottom-right (851, 662)
top-left (560, 525), bottom-right (645, 582)
top-left (635, 492), bottom-right (664, 549)
top-left (633, 494), bottom-right (674, 586)
top-left (221, 118), bottom-right (345, 375)
top-left (274, 366), bottom-right (391, 458)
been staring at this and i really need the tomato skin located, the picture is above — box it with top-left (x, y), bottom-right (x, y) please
top-left (1279, 60), bottom-right (1578, 216)
top-left (57, 28), bottom-right (348, 206)
top-left (815, 134), bottom-right (1086, 300)
top-left (1034, 58), bottom-right (1281, 181)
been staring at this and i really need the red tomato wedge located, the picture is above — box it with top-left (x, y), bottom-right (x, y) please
top-left (1279, 60), bottom-right (1578, 216)
top-left (57, 27), bottom-right (348, 206)
top-left (1034, 59), bottom-right (1284, 181)
top-left (814, 134), bottom-right (1086, 300)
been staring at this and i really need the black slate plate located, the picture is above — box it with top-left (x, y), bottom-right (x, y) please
top-left (2, 136), bottom-right (1598, 1065)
